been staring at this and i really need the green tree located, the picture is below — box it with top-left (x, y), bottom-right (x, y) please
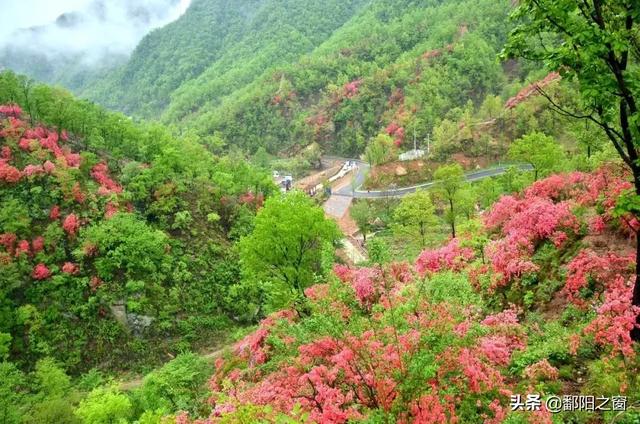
top-left (392, 190), bottom-right (438, 247)
top-left (364, 134), bottom-right (397, 166)
top-left (503, 0), bottom-right (640, 339)
top-left (0, 362), bottom-right (24, 424)
top-left (302, 142), bottom-right (322, 169)
top-left (76, 213), bottom-right (170, 294)
top-left (508, 132), bottom-right (566, 180)
top-left (479, 95), bottom-right (503, 121)
top-left (239, 191), bottom-right (341, 310)
top-left (350, 201), bottom-right (374, 242)
top-left (26, 359), bottom-right (78, 423)
top-left (74, 387), bottom-right (132, 424)
top-left (34, 357), bottom-right (71, 399)
top-left (366, 238), bottom-right (391, 265)
top-left (433, 164), bottom-right (469, 238)
top-left (571, 119), bottom-right (607, 160)
top-left (252, 147), bottom-right (271, 169)
top-left (0, 333), bottom-right (10, 361)
top-left (474, 178), bottom-right (502, 210)
top-left (432, 119), bottom-right (460, 160)
top-left (29, 398), bottom-right (80, 424)
top-left (139, 353), bottom-right (210, 414)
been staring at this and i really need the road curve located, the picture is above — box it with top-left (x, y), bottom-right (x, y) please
top-left (325, 158), bottom-right (533, 199)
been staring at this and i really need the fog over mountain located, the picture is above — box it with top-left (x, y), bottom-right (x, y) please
top-left (0, 0), bottom-right (191, 63)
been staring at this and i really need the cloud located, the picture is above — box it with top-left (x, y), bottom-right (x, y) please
top-left (0, 0), bottom-right (191, 64)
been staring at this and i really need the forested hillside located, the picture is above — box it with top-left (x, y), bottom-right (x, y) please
top-left (1, 0), bottom-right (640, 423)
top-left (0, 0), bottom-right (189, 93)
top-left (82, 0), bottom-right (372, 120)
top-left (78, 0), bottom-right (514, 156)
top-left (0, 71), bottom-right (280, 374)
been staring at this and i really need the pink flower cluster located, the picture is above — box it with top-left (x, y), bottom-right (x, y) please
top-left (505, 72), bottom-right (561, 109)
top-left (343, 79), bottom-right (362, 98)
top-left (484, 192), bottom-right (579, 287)
top-left (351, 267), bottom-right (383, 308)
top-left (62, 262), bottom-right (79, 275)
top-left (234, 310), bottom-right (296, 367)
top-left (563, 249), bottom-right (633, 305)
top-left (584, 276), bottom-right (640, 358)
top-left (0, 159), bottom-right (22, 183)
top-left (63, 213), bottom-right (80, 236)
top-left (415, 238), bottom-right (474, 275)
top-left (32, 263), bottom-right (51, 280)
top-left (91, 163), bottom-right (122, 195)
top-left (0, 104), bottom-right (23, 117)
top-left (523, 359), bottom-right (559, 381)
top-left (385, 122), bottom-right (405, 146)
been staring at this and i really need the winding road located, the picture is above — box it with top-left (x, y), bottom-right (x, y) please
top-left (321, 158), bottom-right (533, 265)
top-left (326, 159), bottom-right (533, 199)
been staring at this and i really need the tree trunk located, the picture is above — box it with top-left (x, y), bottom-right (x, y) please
top-left (449, 198), bottom-right (456, 239)
top-left (632, 174), bottom-right (640, 341)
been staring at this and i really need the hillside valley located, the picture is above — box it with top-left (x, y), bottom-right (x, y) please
top-left (1, 0), bottom-right (640, 423)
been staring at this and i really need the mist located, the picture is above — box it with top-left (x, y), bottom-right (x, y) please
top-left (0, 0), bottom-right (191, 65)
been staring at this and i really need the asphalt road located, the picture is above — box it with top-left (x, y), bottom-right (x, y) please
top-left (327, 158), bottom-right (533, 199)
top-left (323, 194), bottom-right (353, 218)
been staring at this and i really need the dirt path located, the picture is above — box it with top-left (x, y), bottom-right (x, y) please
top-left (118, 346), bottom-right (227, 392)
top-left (340, 237), bottom-right (367, 264)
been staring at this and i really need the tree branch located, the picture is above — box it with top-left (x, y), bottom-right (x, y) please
top-left (535, 86), bottom-right (633, 166)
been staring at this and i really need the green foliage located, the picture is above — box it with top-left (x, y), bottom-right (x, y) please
top-left (85, 0), bottom-right (372, 119)
top-left (0, 333), bottom-right (11, 361)
top-left (392, 189), bottom-right (438, 247)
top-left (508, 132), bottom-right (566, 181)
top-left (0, 70), bottom-right (276, 373)
top-left (239, 191), bottom-right (341, 311)
top-left (28, 397), bottom-right (80, 424)
top-left (25, 0), bottom-right (514, 158)
top-left (474, 178), bottom-right (503, 210)
top-left (0, 198), bottom-right (31, 234)
top-left (350, 200), bottom-right (374, 241)
top-left (510, 321), bottom-right (575, 375)
top-left (74, 386), bottom-right (132, 424)
top-left (366, 237), bottom-right (391, 265)
top-left (2, 0), bottom-right (637, 421)
top-left (364, 134), bottom-right (397, 166)
top-left (459, 218), bottom-right (489, 262)
top-left (138, 353), bottom-right (210, 415)
top-left (433, 163), bottom-right (472, 238)
top-left (0, 362), bottom-right (25, 424)
top-left (34, 357), bottom-right (72, 399)
top-left (423, 272), bottom-right (482, 307)
top-left (77, 213), bottom-right (170, 289)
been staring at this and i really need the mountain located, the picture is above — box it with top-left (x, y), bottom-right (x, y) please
top-left (81, 0), bottom-right (514, 156)
top-left (0, 0), bottom-right (189, 92)
top-left (2, 0), bottom-right (524, 158)
top-left (1, 0), bottom-right (638, 422)
top-left (82, 0), bottom-right (372, 118)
